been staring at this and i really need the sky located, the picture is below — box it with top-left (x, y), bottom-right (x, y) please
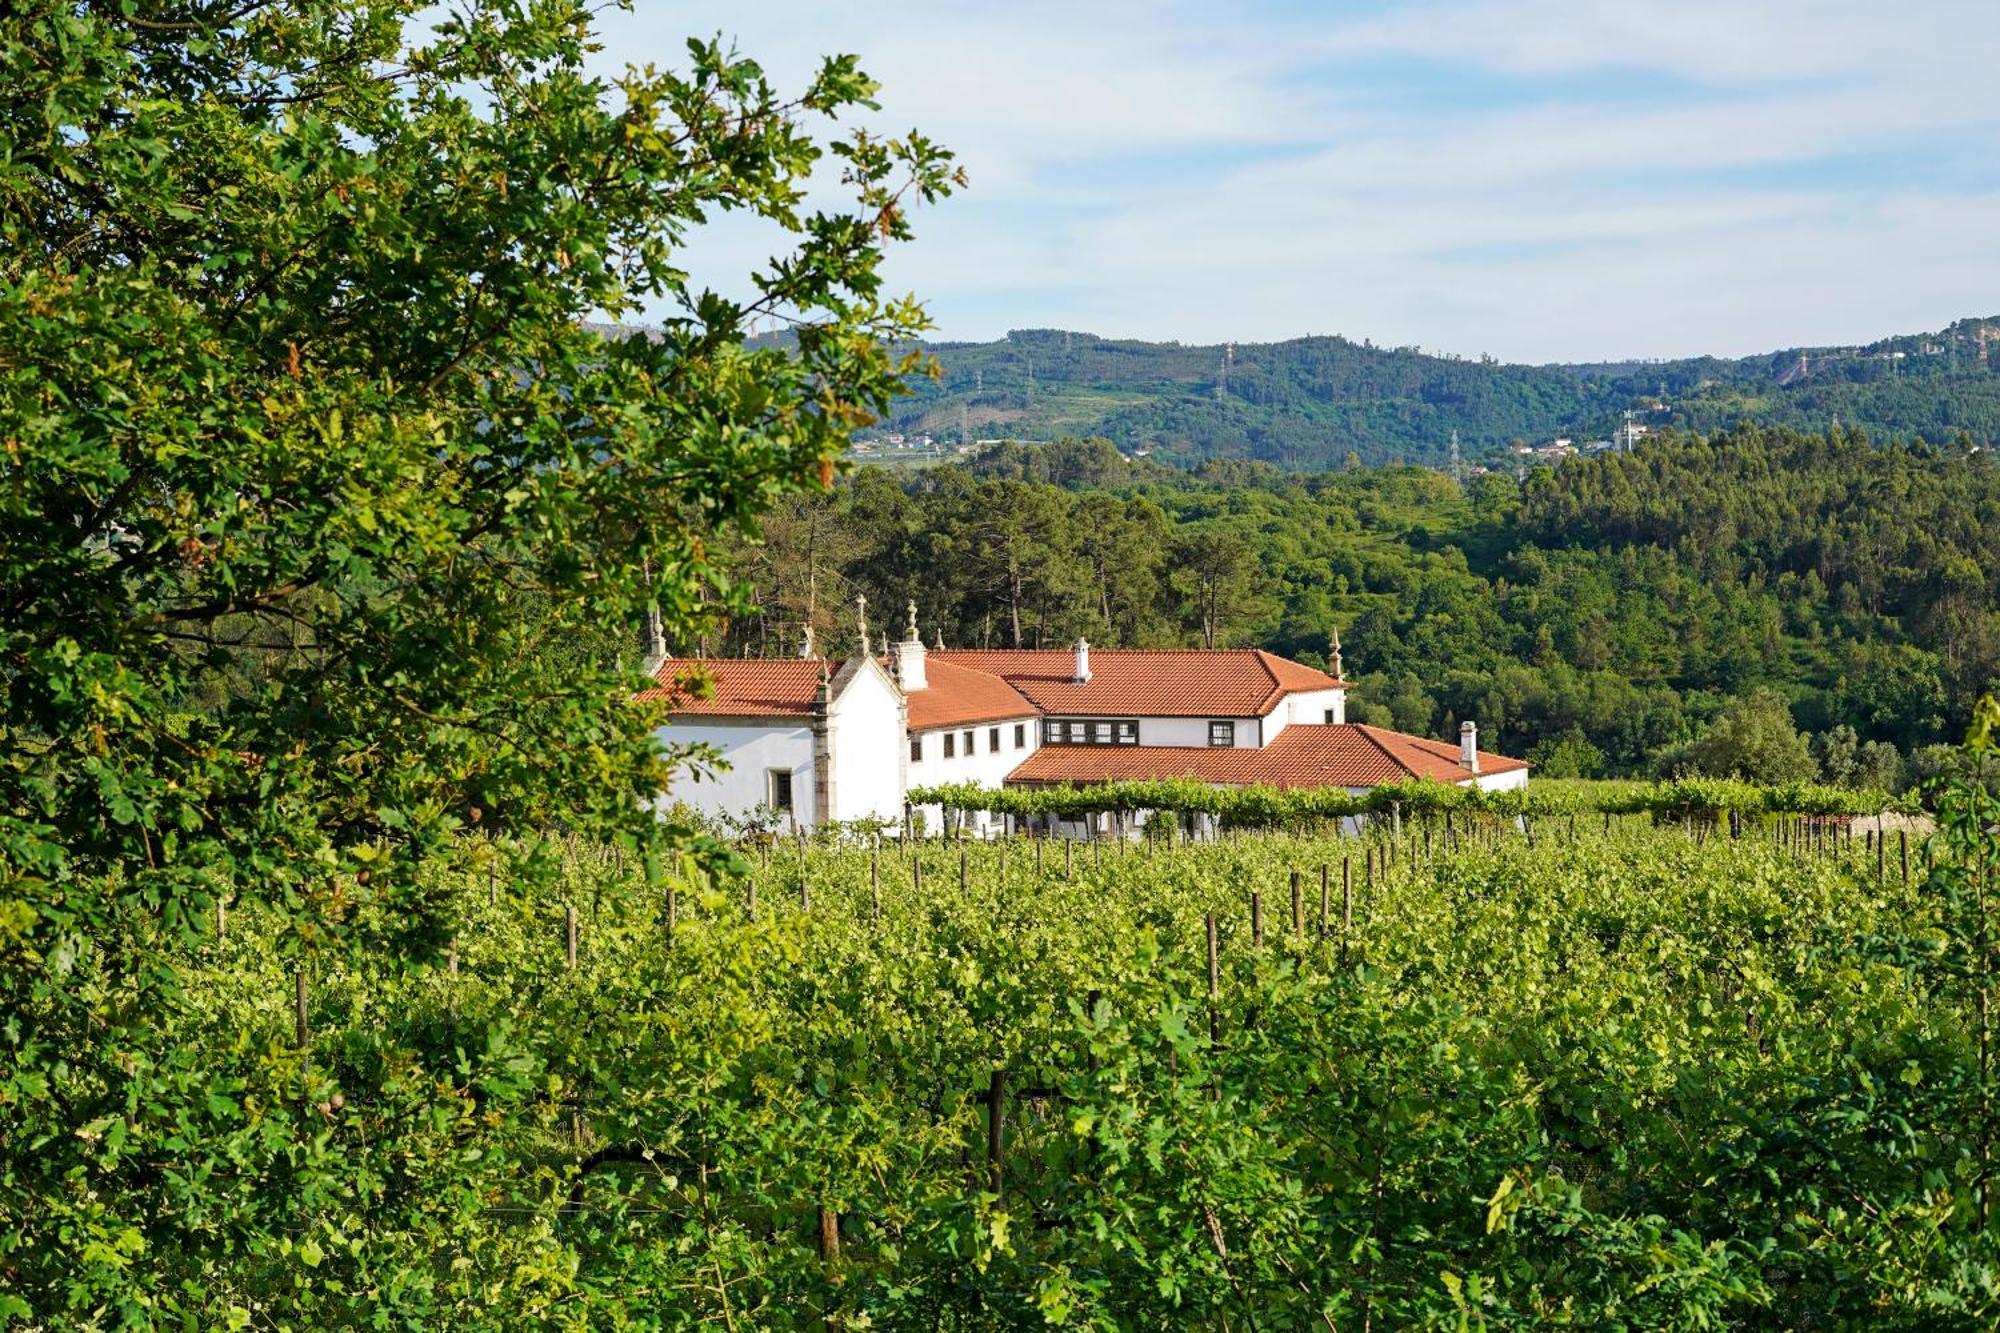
top-left (594, 0), bottom-right (2000, 364)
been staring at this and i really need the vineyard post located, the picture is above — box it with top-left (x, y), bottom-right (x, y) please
top-left (1206, 911), bottom-right (1221, 1096)
top-left (1036, 837), bottom-right (1044, 877)
top-left (666, 885), bottom-right (677, 945)
top-left (1251, 892), bottom-right (1264, 948)
top-left (913, 855), bottom-right (922, 894)
top-left (1319, 864), bottom-right (1330, 938)
top-left (488, 862), bottom-right (497, 908)
top-left (818, 1207), bottom-right (840, 1264)
top-left (748, 879), bottom-right (758, 921)
top-left (1877, 829), bottom-right (1886, 882)
top-left (566, 904), bottom-right (578, 968)
top-left (959, 845), bottom-right (968, 894)
top-left (1065, 840), bottom-right (1073, 880)
top-left (1392, 800), bottom-right (1402, 841)
top-left (294, 965), bottom-right (308, 1048)
top-left (1291, 870), bottom-right (1303, 937)
top-left (985, 1069), bottom-right (1007, 1195)
top-left (1342, 860), bottom-right (1354, 966)
top-left (1901, 830), bottom-right (1911, 886)
top-left (999, 838), bottom-right (1007, 883)
top-left (870, 853), bottom-right (881, 921)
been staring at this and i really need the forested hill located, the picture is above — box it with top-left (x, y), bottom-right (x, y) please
top-left (711, 426), bottom-right (1999, 784)
top-left (868, 316), bottom-right (2000, 469)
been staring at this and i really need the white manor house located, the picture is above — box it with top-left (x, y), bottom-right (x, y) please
top-left (642, 600), bottom-right (1527, 836)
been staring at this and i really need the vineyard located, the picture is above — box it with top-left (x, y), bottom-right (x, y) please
top-left (14, 775), bottom-right (2000, 1330)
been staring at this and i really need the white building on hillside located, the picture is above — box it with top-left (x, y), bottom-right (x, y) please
top-left (647, 607), bottom-right (1527, 835)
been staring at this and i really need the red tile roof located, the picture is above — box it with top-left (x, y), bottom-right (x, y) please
top-left (637, 659), bottom-right (823, 718)
top-left (1006, 723), bottom-right (1527, 789)
top-left (930, 648), bottom-right (1346, 717)
top-left (903, 658), bottom-right (1040, 731)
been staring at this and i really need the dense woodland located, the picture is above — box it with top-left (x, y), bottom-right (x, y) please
top-left (701, 428), bottom-right (2000, 785)
top-left (872, 318), bottom-right (2000, 469)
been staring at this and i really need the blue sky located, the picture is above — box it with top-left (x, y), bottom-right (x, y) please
top-left (594, 1), bottom-right (2000, 363)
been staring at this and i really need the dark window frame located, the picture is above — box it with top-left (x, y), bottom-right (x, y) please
top-left (943, 732), bottom-right (956, 758)
top-left (1043, 717), bottom-right (1141, 746)
top-left (1208, 719), bottom-right (1236, 747)
top-left (767, 768), bottom-right (795, 812)
top-left (988, 726), bottom-right (1001, 753)
top-left (910, 736), bottom-right (923, 762)
top-left (1013, 723), bottom-right (1027, 748)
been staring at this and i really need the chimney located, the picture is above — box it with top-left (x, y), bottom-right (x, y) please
top-left (1073, 636), bottom-right (1092, 684)
top-left (894, 600), bottom-right (927, 691)
top-left (1459, 720), bottom-right (1480, 775)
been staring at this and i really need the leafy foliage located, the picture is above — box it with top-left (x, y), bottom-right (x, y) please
top-left (0, 0), bottom-right (955, 1322)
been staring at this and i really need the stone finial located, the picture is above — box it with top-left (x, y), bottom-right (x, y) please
top-left (855, 594), bottom-right (869, 656)
top-left (798, 623), bottom-right (817, 659)
top-left (905, 599), bottom-right (920, 643)
top-left (1329, 627), bottom-right (1344, 679)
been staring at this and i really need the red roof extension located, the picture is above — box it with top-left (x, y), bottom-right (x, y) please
top-left (1005, 723), bottom-right (1529, 789)
top-left (930, 648), bottom-right (1346, 718)
top-left (636, 660), bottom-right (823, 718)
top-left (903, 658), bottom-right (1040, 731)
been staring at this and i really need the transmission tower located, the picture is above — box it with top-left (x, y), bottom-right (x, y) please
top-left (1449, 429), bottom-right (1462, 485)
top-left (1215, 341), bottom-right (1234, 401)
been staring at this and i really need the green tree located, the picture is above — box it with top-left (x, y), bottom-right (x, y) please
top-left (0, 1), bottom-right (954, 1321)
top-left (1678, 689), bottom-right (1816, 782)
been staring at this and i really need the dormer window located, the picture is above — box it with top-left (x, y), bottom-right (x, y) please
top-left (1208, 720), bottom-right (1236, 747)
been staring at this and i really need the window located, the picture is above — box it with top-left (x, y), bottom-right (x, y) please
top-left (943, 732), bottom-right (956, 758)
top-left (962, 730), bottom-right (974, 757)
top-left (767, 768), bottom-right (794, 812)
top-left (1323, 708), bottom-right (1336, 724)
top-left (1208, 720), bottom-right (1236, 747)
top-left (1043, 718), bottom-right (1140, 745)
top-left (989, 727), bottom-right (1001, 753)
top-left (910, 736), bottom-right (923, 762)
top-left (1013, 723), bottom-right (1027, 748)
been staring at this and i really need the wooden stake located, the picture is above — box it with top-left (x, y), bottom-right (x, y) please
top-left (818, 1207), bottom-right (841, 1263)
top-left (985, 1069), bottom-right (1007, 1195)
top-left (1251, 892), bottom-right (1264, 947)
top-left (1342, 859), bottom-right (1354, 965)
top-left (294, 966), bottom-right (309, 1048)
top-left (960, 845), bottom-right (969, 893)
top-left (747, 879), bottom-right (758, 921)
top-left (1291, 870), bottom-right (1304, 936)
top-left (566, 904), bottom-right (578, 968)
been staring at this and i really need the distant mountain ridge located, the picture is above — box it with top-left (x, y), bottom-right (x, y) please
top-left (866, 316), bottom-right (2000, 469)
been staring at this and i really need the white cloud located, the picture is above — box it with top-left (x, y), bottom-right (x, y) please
top-left (594, 0), bottom-right (2000, 360)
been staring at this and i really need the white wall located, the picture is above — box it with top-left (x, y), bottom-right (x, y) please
top-left (1124, 716), bottom-right (1261, 747)
top-left (657, 720), bottom-right (816, 831)
top-left (1472, 767), bottom-right (1530, 793)
top-left (1271, 688), bottom-right (1346, 742)
top-left (910, 716), bottom-right (1037, 837)
top-left (827, 665), bottom-right (907, 826)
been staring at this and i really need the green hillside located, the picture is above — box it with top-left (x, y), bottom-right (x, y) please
top-left (871, 317), bottom-right (2000, 468)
